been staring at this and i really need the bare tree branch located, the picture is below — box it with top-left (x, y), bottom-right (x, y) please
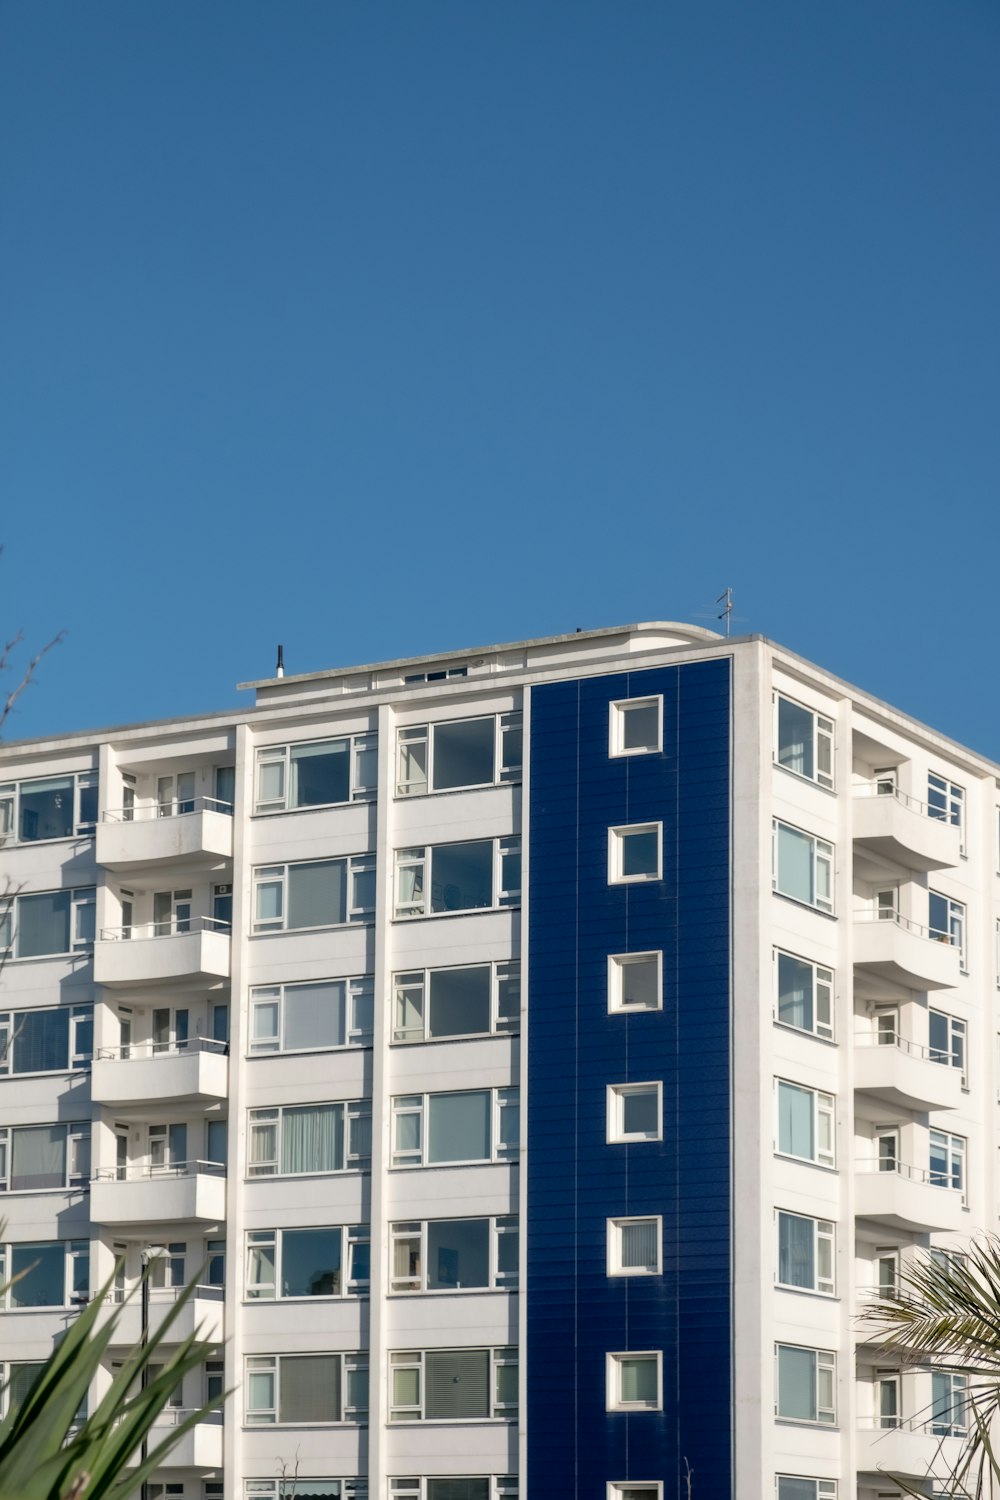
top-left (0, 545), bottom-right (66, 738)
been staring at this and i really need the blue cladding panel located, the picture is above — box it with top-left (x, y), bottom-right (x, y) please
top-left (527, 659), bottom-right (732, 1498)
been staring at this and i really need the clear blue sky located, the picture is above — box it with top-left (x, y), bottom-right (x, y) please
top-left (2, 1), bottom-right (998, 754)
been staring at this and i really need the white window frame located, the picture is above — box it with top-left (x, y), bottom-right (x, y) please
top-left (774, 1343), bottom-right (836, 1426)
top-left (244, 1224), bottom-right (369, 1300)
top-left (0, 771), bottom-right (99, 847)
top-left (772, 821), bottom-right (834, 914)
top-left (607, 1082), bottom-right (663, 1143)
top-left (244, 1351), bottom-right (368, 1425)
top-left (928, 771), bottom-right (965, 851)
top-left (929, 1129), bottom-right (966, 1197)
top-left (929, 890), bottom-right (966, 969)
top-left (389, 1215), bottom-right (518, 1293)
top-left (0, 887), bottom-right (96, 961)
top-left (254, 732), bottom-right (376, 814)
top-left (607, 1216), bottom-right (662, 1277)
top-left (609, 696), bottom-right (663, 757)
top-left (247, 1484), bottom-right (368, 1500)
top-left (607, 952), bottom-right (663, 1014)
top-left (247, 1101), bottom-right (371, 1178)
top-left (388, 1346), bottom-right (518, 1422)
top-left (391, 961), bottom-right (519, 1043)
top-left (608, 823), bottom-right (663, 885)
top-left (608, 1487), bottom-right (664, 1500)
top-left (928, 1007), bottom-right (967, 1085)
top-left (251, 856), bottom-right (376, 934)
top-left (396, 712), bottom-right (522, 797)
top-left (775, 1080), bottom-right (835, 1168)
top-left (389, 1485), bottom-right (516, 1500)
top-left (773, 693), bottom-right (834, 789)
top-left (774, 1209), bottom-right (835, 1296)
top-left (0, 1121), bottom-right (90, 1194)
top-left (775, 1481), bottom-right (836, 1500)
top-left (0, 1238), bottom-right (90, 1311)
top-left (773, 949), bottom-right (834, 1040)
top-left (390, 1089), bottom-right (519, 1168)
top-left (0, 1004), bottom-right (93, 1076)
top-left (393, 838), bottom-right (521, 919)
top-left (248, 976), bottom-right (374, 1054)
top-left (606, 1350), bottom-right (663, 1412)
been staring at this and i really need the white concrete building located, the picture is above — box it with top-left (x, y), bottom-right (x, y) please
top-left (0, 621), bottom-right (997, 1500)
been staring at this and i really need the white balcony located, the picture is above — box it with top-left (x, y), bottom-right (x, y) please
top-left (857, 1419), bottom-right (964, 1481)
top-left (91, 1163), bottom-right (226, 1227)
top-left (853, 912), bottom-right (961, 992)
top-left (91, 1041), bottom-right (228, 1107)
top-left (93, 919), bottom-right (230, 988)
top-left (854, 1034), bottom-right (965, 1114)
top-left (853, 787), bottom-right (962, 872)
top-left (97, 800), bottom-right (233, 872)
top-left (144, 1409), bottom-right (224, 1470)
top-left (855, 1163), bottom-right (967, 1234)
top-left (105, 1286), bottom-right (225, 1346)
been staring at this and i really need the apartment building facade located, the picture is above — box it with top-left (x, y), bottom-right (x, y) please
top-left (0, 621), bottom-right (997, 1500)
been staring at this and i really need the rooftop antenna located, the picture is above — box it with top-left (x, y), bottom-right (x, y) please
top-left (716, 588), bottom-right (734, 639)
top-left (275, 644), bottom-right (285, 679)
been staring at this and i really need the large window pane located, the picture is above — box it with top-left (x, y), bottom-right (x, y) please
top-left (10, 1243), bottom-right (64, 1307)
top-left (13, 1010), bottom-right (70, 1074)
top-left (19, 778), bottom-right (74, 841)
top-left (430, 842), bottom-right (493, 913)
top-left (777, 1213), bottom-right (814, 1289)
top-left (777, 1082), bottom-right (814, 1160)
top-left (427, 1219), bottom-right (490, 1290)
top-left (279, 1355), bottom-right (340, 1423)
top-left (281, 1228), bottom-right (342, 1296)
top-left (6, 1363), bottom-right (44, 1415)
top-left (777, 953), bottom-right (812, 1031)
top-left (287, 862), bottom-right (346, 929)
top-left (429, 966), bottom-right (491, 1038)
top-left (17, 892), bottom-right (71, 958)
top-left (619, 1356), bottom-right (657, 1403)
top-left (425, 1350), bottom-right (489, 1419)
top-left (777, 1346), bottom-right (817, 1421)
top-left (284, 983), bottom-right (346, 1051)
top-left (428, 1483), bottom-right (491, 1500)
top-left (290, 741), bottom-right (350, 808)
top-left (427, 1092), bottom-right (490, 1164)
top-left (776, 824), bottom-right (813, 903)
top-left (777, 1482), bottom-right (822, 1500)
top-left (433, 719), bottom-right (495, 790)
top-left (777, 699), bottom-right (813, 778)
top-left (281, 1105), bottom-right (343, 1175)
top-left (11, 1126), bottom-right (66, 1191)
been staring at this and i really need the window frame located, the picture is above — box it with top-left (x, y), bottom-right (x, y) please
top-left (388, 1346), bottom-right (517, 1423)
top-left (607, 952), bottom-right (663, 1014)
top-left (246, 1101), bottom-right (371, 1179)
top-left (0, 772), bottom-right (98, 847)
top-left (0, 1121), bottom-right (91, 1194)
top-left (773, 949), bottom-right (834, 1041)
top-left (606, 1350), bottom-right (663, 1412)
top-left (929, 1128), bottom-right (966, 1197)
top-left (609, 696), bottom-right (663, 758)
top-left (773, 694), bottom-right (834, 790)
top-left (772, 821), bottom-right (834, 914)
top-left (254, 733), bottom-right (377, 815)
top-left (928, 1007), bottom-right (967, 1085)
top-left (775, 1481), bottom-right (837, 1500)
top-left (389, 1215), bottom-right (518, 1294)
top-left (608, 823), bottom-right (663, 885)
top-left (607, 1216), bottom-right (663, 1277)
top-left (0, 1004), bottom-right (93, 1077)
top-left (775, 1080), bottom-right (836, 1168)
top-left (244, 1351), bottom-right (368, 1426)
top-left (396, 712), bottom-right (522, 797)
top-left (928, 771), bottom-right (965, 852)
top-left (390, 1088), bottom-right (519, 1169)
top-left (393, 838), bottom-right (521, 919)
top-left (929, 890), bottom-right (967, 969)
top-left (244, 1224), bottom-right (369, 1301)
top-left (774, 1209), bottom-right (835, 1297)
top-left (607, 1487), bottom-right (664, 1500)
top-left (774, 1343), bottom-right (837, 1426)
top-left (0, 887), bottom-right (96, 962)
top-left (248, 976), bottom-right (374, 1055)
top-left (246, 1484), bottom-right (368, 1500)
top-left (0, 1238), bottom-right (90, 1311)
top-left (607, 1082), bottom-right (663, 1144)
top-left (391, 960), bottom-right (520, 1043)
top-left (251, 856), bottom-right (376, 934)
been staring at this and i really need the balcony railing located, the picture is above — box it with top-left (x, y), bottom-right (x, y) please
top-left (858, 1413), bottom-right (967, 1438)
top-left (110, 1282), bottom-right (224, 1306)
top-left (856, 1158), bottom-right (963, 1194)
top-left (151, 1406), bottom-right (224, 1428)
top-left (855, 1029), bottom-right (960, 1069)
top-left (96, 1038), bottom-right (228, 1062)
top-left (99, 916), bottom-right (231, 943)
top-left (103, 797), bottom-right (233, 823)
top-left (93, 1159), bottom-right (226, 1185)
top-left (854, 784), bottom-right (934, 817)
top-left (854, 909), bottom-right (948, 943)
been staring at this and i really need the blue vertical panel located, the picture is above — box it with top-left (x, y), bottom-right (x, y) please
top-left (526, 659), bottom-right (732, 1498)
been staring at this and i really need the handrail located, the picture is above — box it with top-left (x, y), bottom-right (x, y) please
top-left (858, 1414), bottom-right (967, 1436)
top-left (152, 1406), bottom-right (224, 1427)
top-left (853, 783), bottom-right (933, 817)
top-left (854, 1031), bottom-right (957, 1066)
top-left (96, 1038), bottom-right (228, 1062)
top-left (853, 909), bottom-right (954, 945)
top-left (93, 1159), bottom-right (226, 1182)
top-left (102, 796), bottom-right (233, 823)
top-left (108, 1282), bottom-right (224, 1304)
top-left (855, 1158), bottom-right (960, 1189)
top-left (99, 915), bottom-right (231, 942)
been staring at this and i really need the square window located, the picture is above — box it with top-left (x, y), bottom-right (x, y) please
top-left (608, 1217), bottom-right (662, 1276)
top-left (608, 952), bottom-right (662, 1012)
top-left (610, 697), bottom-right (663, 756)
top-left (609, 824), bottom-right (662, 884)
top-left (607, 1351), bottom-right (662, 1411)
top-left (608, 1488), bottom-right (664, 1500)
top-left (607, 1083), bottom-right (662, 1143)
